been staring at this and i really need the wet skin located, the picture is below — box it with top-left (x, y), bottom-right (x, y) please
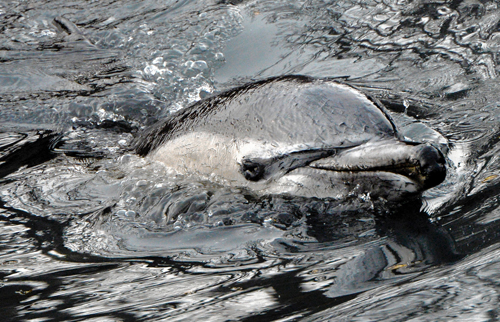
top-left (135, 75), bottom-right (446, 200)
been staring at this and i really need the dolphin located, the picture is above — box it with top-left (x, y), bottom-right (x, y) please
top-left (134, 75), bottom-right (446, 200)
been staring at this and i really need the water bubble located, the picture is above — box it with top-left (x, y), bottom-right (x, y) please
top-left (437, 6), bottom-right (453, 16)
top-left (152, 57), bottom-right (163, 65)
top-left (215, 52), bottom-right (225, 61)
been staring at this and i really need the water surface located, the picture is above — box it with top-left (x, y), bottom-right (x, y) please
top-left (2, 0), bottom-right (500, 320)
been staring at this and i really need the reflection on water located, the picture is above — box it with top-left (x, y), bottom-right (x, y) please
top-left (2, 0), bottom-right (500, 320)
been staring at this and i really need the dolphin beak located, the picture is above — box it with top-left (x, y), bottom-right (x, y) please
top-left (308, 140), bottom-right (446, 191)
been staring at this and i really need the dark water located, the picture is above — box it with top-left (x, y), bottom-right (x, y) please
top-left (2, 0), bottom-right (500, 320)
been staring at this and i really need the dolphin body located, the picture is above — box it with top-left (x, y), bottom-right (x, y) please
top-left (135, 75), bottom-right (446, 200)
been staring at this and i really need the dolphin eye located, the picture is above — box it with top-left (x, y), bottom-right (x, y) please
top-left (240, 159), bottom-right (265, 181)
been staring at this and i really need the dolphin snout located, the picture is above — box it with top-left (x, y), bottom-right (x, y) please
top-left (306, 139), bottom-right (447, 192)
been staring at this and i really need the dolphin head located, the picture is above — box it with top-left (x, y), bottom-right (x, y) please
top-left (136, 76), bottom-right (446, 200)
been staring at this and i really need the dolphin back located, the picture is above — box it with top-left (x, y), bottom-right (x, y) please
top-left (135, 75), bottom-right (398, 156)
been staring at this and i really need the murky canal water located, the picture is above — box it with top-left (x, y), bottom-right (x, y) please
top-left (2, 0), bottom-right (500, 320)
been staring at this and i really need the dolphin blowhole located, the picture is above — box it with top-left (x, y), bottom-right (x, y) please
top-left (134, 75), bottom-right (446, 200)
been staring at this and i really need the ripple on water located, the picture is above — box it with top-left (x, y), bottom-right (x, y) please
top-left (306, 242), bottom-right (500, 321)
top-left (3, 0), bottom-right (500, 320)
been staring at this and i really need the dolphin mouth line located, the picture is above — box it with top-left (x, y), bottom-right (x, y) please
top-left (307, 163), bottom-right (425, 186)
top-left (303, 141), bottom-right (447, 190)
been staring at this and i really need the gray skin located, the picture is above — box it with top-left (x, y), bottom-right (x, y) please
top-left (134, 75), bottom-right (446, 200)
